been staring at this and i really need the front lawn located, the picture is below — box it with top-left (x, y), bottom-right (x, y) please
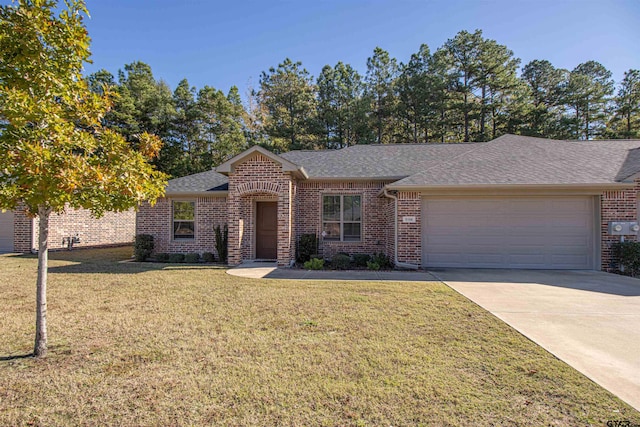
top-left (1, 247), bottom-right (638, 426)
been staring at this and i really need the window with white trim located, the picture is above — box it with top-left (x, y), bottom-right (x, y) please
top-left (173, 201), bottom-right (195, 239)
top-left (322, 195), bottom-right (361, 241)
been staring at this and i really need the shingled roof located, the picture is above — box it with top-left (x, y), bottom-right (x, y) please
top-left (166, 169), bottom-right (228, 195)
top-left (387, 134), bottom-right (640, 188)
top-left (279, 143), bottom-right (476, 179)
top-left (166, 134), bottom-right (640, 194)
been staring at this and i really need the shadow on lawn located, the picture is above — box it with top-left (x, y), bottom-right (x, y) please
top-left (11, 248), bottom-right (227, 275)
top-left (0, 353), bottom-right (33, 361)
top-left (47, 261), bottom-right (227, 275)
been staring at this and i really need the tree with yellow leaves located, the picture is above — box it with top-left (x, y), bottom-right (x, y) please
top-left (0, 0), bottom-right (167, 357)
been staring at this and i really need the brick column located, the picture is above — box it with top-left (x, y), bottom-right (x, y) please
top-left (396, 191), bottom-right (422, 266)
top-left (601, 182), bottom-right (639, 270)
top-left (227, 192), bottom-right (243, 266)
top-left (277, 180), bottom-right (292, 266)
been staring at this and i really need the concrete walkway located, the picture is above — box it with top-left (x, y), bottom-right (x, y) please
top-left (227, 261), bottom-right (436, 281)
top-left (432, 269), bottom-right (640, 411)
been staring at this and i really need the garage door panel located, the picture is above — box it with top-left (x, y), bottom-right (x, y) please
top-left (0, 211), bottom-right (14, 252)
top-left (423, 197), bottom-right (595, 269)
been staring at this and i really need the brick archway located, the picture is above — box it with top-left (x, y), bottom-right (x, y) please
top-left (236, 181), bottom-right (280, 196)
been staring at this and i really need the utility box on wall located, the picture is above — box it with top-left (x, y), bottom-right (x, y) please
top-left (608, 221), bottom-right (640, 235)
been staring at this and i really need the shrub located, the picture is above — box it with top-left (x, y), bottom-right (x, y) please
top-left (367, 261), bottom-right (380, 271)
top-left (297, 233), bottom-right (318, 263)
top-left (303, 258), bottom-right (324, 270)
top-left (133, 234), bottom-right (154, 262)
top-left (202, 252), bottom-right (215, 263)
top-left (613, 241), bottom-right (640, 276)
top-left (168, 253), bottom-right (185, 263)
top-left (352, 253), bottom-right (371, 267)
top-left (331, 253), bottom-right (351, 270)
top-left (215, 224), bottom-right (228, 263)
top-left (184, 253), bottom-right (201, 263)
top-left (310, 253), bottom-right (321, 260)
top-left (371, 252), bottom-right (392, 269)
top-left (155, 253), bottom-right (170, 262)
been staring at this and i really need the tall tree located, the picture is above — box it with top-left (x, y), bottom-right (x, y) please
top-left (258, 58), bottom-right (318, 151)
top-left (520, 60), bottom-right (568, 138)
top-left (428, 49), bottom-right (462, 142)
top-left (475, 38), bottom-right (520, 140)
top-left (108, 61), bottom-right (177, 172)
top-left (170, 78), bottom-right (198, 176)
top-left (195, 85), bottom-right (246, 167)
top-left (317, 62), bottom-right (369, 148)
top-left (0, 0), bottom-right (167, 357)
top-left (440, 30), bottom-right (484, 142)
top-left (87, 69), bottom-right (116, 96)
top-left (396, 44), bottom-right (432, 143)
top-left (609, 69), bottom-right (640, 138)
top-left (565, 61), bottom-right (614, 140)
top-left (365, 47), bottom-right (398, 144)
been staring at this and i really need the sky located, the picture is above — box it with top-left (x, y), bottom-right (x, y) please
top-left (25, 1), bottom-right (640, 97)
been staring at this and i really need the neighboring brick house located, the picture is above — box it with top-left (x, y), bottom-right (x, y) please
top-left (0, 206), bottom-right (136, 253)
top-left (136, 134), bottom-right (640, 271)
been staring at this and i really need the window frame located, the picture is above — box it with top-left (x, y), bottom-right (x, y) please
top-left (172, 200), bottom-right (196, 241)
top-left (322, 194), bottom-right (362, 242)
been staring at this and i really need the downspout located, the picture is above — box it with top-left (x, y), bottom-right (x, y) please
top-left (382, 188), bottom-right (419, 270)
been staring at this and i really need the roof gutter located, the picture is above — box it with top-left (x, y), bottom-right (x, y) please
top-left (385, 182), bottom-right (634, 192)
top-left (382, 188), bottom-right (419, 270)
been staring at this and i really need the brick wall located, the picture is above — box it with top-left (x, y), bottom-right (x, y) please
top-left (295, 181), bottom-right (392, 260)
top-left (227, 153), bottom-right (294, 266)
top-left (396, 191), bottom-right (422, 265)
top-left (136, 196), bottom-right (227, 258)
top-left (13, 205), bottom-right (33, 253)
top-left (11, 206), bottom-right (137, 253)
top-left (600, 181), bottom-right (640, 270)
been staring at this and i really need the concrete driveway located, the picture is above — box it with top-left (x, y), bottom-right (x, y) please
top-left (430, 269), bottom-right (640, 411)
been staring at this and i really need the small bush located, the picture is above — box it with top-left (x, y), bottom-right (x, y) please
top-left (155, 253), bottom-right (170, 262)
top-left (184, 253), bottom-right (200, 263)
top-left (367, 261), bottom-right (380, 271)
top-left (134, 234), bottom-right (154, 262)
top-left (215, 224), bottom-right (228, 263)
top-left (303, 258), bottom-right (324, 270)
top-left (297, 233), bottom-right (318, 263)
top-left (168, 253), bottom-right (185, 263)
top-left (331, 253), bottom-right (351, 270)
top-left (613, 241), bottom-right (640, 276)
top-left (371, 252), bottom-right (392, 269)
top-left (202, 252), bottom-right (215, 263)
top-left (352, 253), bottom-right (371, 267)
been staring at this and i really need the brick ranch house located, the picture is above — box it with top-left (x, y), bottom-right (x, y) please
top-left (0, 206), bottom-right (136, 253)
top-left (136, 134), bottom-right (640, 271)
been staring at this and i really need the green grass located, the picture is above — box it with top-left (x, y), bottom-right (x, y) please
top-left (1, 247), bottom-right (638, 426)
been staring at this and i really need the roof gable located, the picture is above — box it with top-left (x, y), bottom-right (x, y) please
top-left (216, 145), bottom-right (307, 178)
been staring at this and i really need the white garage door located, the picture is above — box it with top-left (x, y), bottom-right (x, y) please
top-left (422, 197), bottom-right (595, 269)
top-left (0, 210), bottom-right (14, 253)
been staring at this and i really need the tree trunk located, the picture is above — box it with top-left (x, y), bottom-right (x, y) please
top-left (480, 85), bottom-right (486, 139)
top-left (34, 205), bottom-right (51, 357)
top-left (463, 72), bottom-right (470, 142)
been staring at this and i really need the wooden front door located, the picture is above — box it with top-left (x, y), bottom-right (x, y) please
top-left (256, 202), bottom-right (277, 259)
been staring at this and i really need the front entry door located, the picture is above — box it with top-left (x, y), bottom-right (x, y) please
top-left (256, 202), bottom-right (277, 259)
